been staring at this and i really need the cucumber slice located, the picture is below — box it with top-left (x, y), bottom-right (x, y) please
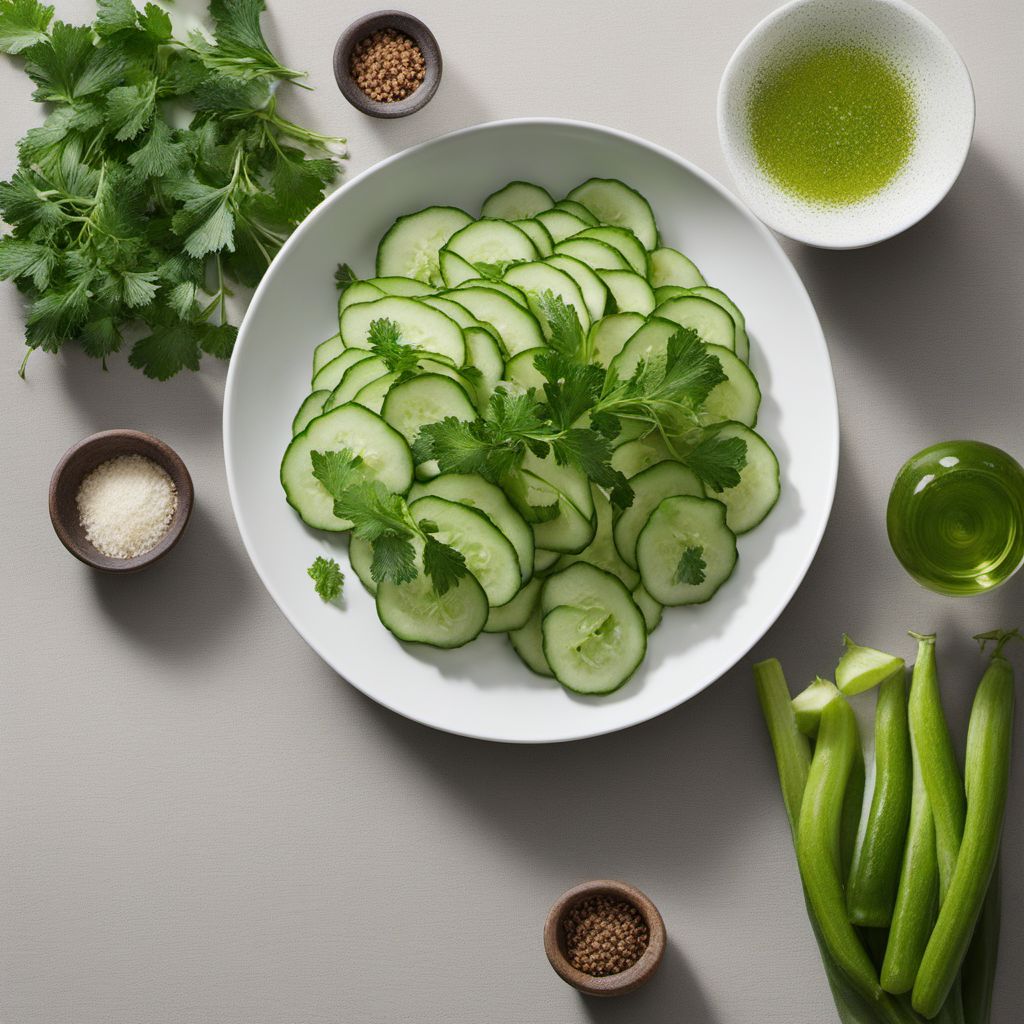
top-left (417, 295), bottom-right (484, 331)
top-left (339, 281), bottom-right (386, 313)
top-left (534, 548), bottom-right (559, 572)
top-left (313, 334), bottom-right (345, 380)
top-left (313, 348), bottom-right (374, 395)
top-left (555, 488), bottom-right (640, 590)
top-left (365, 276), bottom-right (434, 297)
top-left (438, 248), bottom-right (479, 288)
top-left (653, 295), bottom-right (735, 351)
top-left (567, 178), bottom-right (658, 249)
top-left (481, 180), bottom-right (554, 220)
top-left (504, 261), bottom-right (591, 333)
top-left (690, 285), bottom-right (750, 362)
top-left (544, 254), bottom-right (608, 323)
top-left (613, 461), bottom-right (705, 569)
top-left (611, 433), bottom-right (675, 477)
top-left (598, 269), bottom-right (656, 315)
top-left (376, 537), bottom-right (488, 648)
top-left (280, 404), bottom-right (413, 531)
top-left (409, 472), bottom-right (534, 583)
top-left (376, 206), bottom-right (473, 286)
top-left (444, 287), bottom-right (544, 356)
top-left (648, 247), bottom-right (705, 289)
top-left (446, 219), bottom-right (538, 266)
top-left (382, 372), bottom-right (477, 450)
top-left (606, 316), bottom-right (680, 382)
top-left (340, 296), bottom-right (466, 364)
top-left (522, 449), bottom-right (594, 519)
top-left (705, 422), bottom-right (780, 533)
top-left (349, 535), bottom-right (376, 594)
top-left (553, 199), bottom-right (599, 225)
top-left (540, 563), bottom-right (646, 695)
top-left (353, 371), bottom-right (398, 414)
top-left (408, 496), bottom-right (521, 607)
top-left (485, 576), bottom-right (541, 633)
top-left (632, 584), bottom-right (663, 633)
top-left (324, 355), bottom-right (388, 411)
top-left (417, 359), bottom-right (477, 401)
top-left (636, 495), bottom-right (737, 605)
top-left (535, 209), bottom-right (590, 243)
top-left (515, 470), bottom-right (596, 554)
top-left (292, 391), bottom-right (329, 436)
top-left (703, 345), bottom-right (761, 427)
top-left (463, 326), bottom-right (505, 407)
top-left (554, 237), bottom-right (630, 272)
top-left (451, 278), bottom-right (529, 308)
top-left (576, 226), bottom-right (647, 274)
top-left (504, 348), bottom-right (547, 390)
top-left (587, 312), bottom-right (645, 367)
top-left (513, 219), bottom-right (554, 257)
top-left (653, 285), bottom-right (692, 305)
top-left (509, 603), bottom-right (553, 677)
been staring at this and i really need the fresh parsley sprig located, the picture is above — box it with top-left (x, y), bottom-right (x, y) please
top-left (310, 448), bottom-right (468, 596)
top-left (308, 555), bottom-right (344, 601)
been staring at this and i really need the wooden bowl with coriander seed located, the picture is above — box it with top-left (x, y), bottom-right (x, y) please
top-left (49, 429), bottom-right (194, 573)
top-left (334, 11), bottom-right (441, 118)
top-left (543, 880), bottom-right (666, 997)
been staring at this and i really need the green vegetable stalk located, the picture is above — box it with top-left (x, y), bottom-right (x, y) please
top-left (961, 862), bottom-right (1001, 1024)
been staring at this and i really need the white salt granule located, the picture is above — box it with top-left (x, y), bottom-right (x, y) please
top-left (76, 454), bottom-right (178, 559)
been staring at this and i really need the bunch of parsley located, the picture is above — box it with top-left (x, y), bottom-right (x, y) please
top-left (0, 0), bottom-right (345, 378)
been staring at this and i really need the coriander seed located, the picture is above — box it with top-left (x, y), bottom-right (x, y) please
top-left (349, 28), bottom-right (426, 104)
top-left (563, 895), bottom-right (650, 977)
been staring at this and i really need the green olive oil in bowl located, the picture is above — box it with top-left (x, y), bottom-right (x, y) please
top-left (887, 441), bottom-right (1024, 595)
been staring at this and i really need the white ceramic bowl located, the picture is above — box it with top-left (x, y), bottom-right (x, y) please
top-left (224, 119), bottom-right (839, 743)
top-left (718, 0), bottom-right (974, 248)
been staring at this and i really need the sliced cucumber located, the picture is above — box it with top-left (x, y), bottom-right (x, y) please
top-left (513, 470), bottom-right (596, 554)
top-left (611, 433), bottom-right (675, 477)
top-left (417, 295), bottom-right (484, 331)
top-left (376, 537), bottom-right (488, 648)
top-left (349, 534), bottom-right (376, 594)
top-left (312, 348), bottom-right (372, 393)
top-left (445, 287), bottom-right (544, 356)
top-left (632, 584), bottom-right (663, 633)
top-left (598, 269), bottom-right (656, 316)
top-left (408, 496), bottom-right (521, 607)
top-left (705, 422), bottom-right (780, 533)
top-left (463, 326), bottom-right (505, 407)
top-left (382, 373), bottom-right (477, 451)
top-left (339, 281), bottom-right (386, 313)
top-left (613, 461), bottom-right (705, 569)
top-left (340, 296), bottom-right (466, 364)
top-left (653, 295), bottom-right (735, 351)
top-left (553, 198), bottom-right (599, 225)
top-left (481, 180), bottom-right (554, 220)
top-left (438, 248), bottom-right (479, 288)
top-left (576, 226), bottom-right (647, 274)
top-left (504, 261), bottom-right (591, 334)
top-left (292, 391), bottom-right (329, 436)
top-left (606, 316), bottom-right (680, 382)
top-left (325, 355), bottom-right (388, 412)
top-left (534, 548), bottom-right (559, 572)
top-left (409, 472), bottom-right (534, 583)
top-left (653, 285), bottom-right (692, 305)
top-left (313, 334), bottom-right (345, 380)
top-left (353, 371), bottom-right (397, 414)
top-left (365, 276), bottom-right (434, 297)
top-left (636, 495), bottom-right (737, 605)
top-left (567, 178), bottom-right (658, 249)
top-left (376, 206), bottom-right (473, 287)
top-left (690, 285), bottom-right (750, 362)
top-left (555, 488), bottom-right (640, 591)
top-left (587, 312), bottom-right (645, 368)
top-left (280, 404), bottom-right (413, 531)
top-left (512, 219), bottom-right (554, 257)
top-left (535, 209), bottom-right (590, 243)
top-left (504, 348), bottom-right (547, 391)
top-left (540, 563), bottom-right (646, 695)
top-left (446, 219), bottom-right (538, 267)
top-left (703, 345), bottom-right (761, 427)
top-left (485, 576), bottom-right (542, 633)
top-left (522, 449), bottom-right (594, 519)
top-left (450, 278), bottom-right (528, 308)
top-left (509, 603), bottom-right (553, 677)
top-left (544, 254), bottom-right (608, 323)
top-left (648, 247), bottom-right (705, 289)
top-left (554, 237), bottom-right (630, 272)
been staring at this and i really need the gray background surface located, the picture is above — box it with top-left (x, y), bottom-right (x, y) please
top-left (2, 1), bottom-right (1023, 1021)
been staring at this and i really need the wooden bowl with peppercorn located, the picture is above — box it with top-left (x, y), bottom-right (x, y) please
top-left (334, 11), bottom-right (441, 118)
top-left (543, 880), bottom-right (666, 997)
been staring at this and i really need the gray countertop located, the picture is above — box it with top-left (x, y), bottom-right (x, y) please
top-left (2, 1), bottom-right (1022, 1021)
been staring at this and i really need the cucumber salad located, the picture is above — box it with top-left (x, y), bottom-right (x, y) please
top-left (281, 177), bottom-right (780, 696)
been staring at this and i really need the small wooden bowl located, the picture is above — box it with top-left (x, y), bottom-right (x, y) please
top-left (49, 429), bottom-right (194, 573)
top-left (333, 10), bottom-right (442, 118)
top-left (543, 880), bottom-right (666, 997)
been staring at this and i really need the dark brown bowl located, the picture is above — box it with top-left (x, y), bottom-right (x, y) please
top-left (543, 879), bottom-right (666, 997)
top-left (333, 10), bottom-right (441, 118)
top-left (49, 429), bottom-right (194, 573)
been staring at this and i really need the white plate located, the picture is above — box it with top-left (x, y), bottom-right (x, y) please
top-left (224, 119), bottom-right (838, 744)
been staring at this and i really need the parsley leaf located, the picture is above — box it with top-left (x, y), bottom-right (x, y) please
top-left (533, 289), bottom-right (585, 357)
top-left (0, 0), bottom-right (53, 55)
top-left (94, 0), bottom-right (137, 36)
top-left (367, 317), bottom-right (420, 378)
top-left (308, 555), bottom-right (344, 602)
top-left (685, 433), bottom-right (748, 493)
top-left (334, 262), bottom-right (357, 293)
top-left (674, 546), bottom-right (707, 586)
top-left (422, 534), bottom-right (467, 596)
top-left (128, 317), bottom-right (204, 380)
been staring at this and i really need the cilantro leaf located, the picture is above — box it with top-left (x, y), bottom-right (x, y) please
top-left (94, 0), bottom-right (137, 36)
top-left (169, 179), bottom-right (237, 258)
top-left (335, 262), bottom-right (357, 294)
top-left (138, 3), bottom-right (171, 42)
top-left (532, 289), bottom-right (585, 358)
top-left (128, 317), bottom-right (204, 379)
top-left (0, 237), bottom-right (57, 289)
top-left (367, 317), bottom-right (420, 377)
top-left (80, 317), bottom-right (123, 362)
top-left (550, 428), bottom-right (632, 509)
top-left (106, 77), bottom-right (157, 141)
top-left (674, 546), bottom-right (707, 586)
top-left (189, 0), bottom-right (305, 83)
top-left (0, 0), bottom-right (53, 54)
top-left (310, 448), bottom-right (364, 500)
top-left (422, 534), bottom-right (468, 596)
top-left (23, 21), bottom-right (125, 102)
top-left (471, 260), bottom-right (517, 280)
top-left (685, 433), bottom-right (748, 493)
top-left (127, 118), bottom-right (188, 179)
top-left (369, 531), bottom-right (418, 587)
top-left (270, 147), bottom-right (336, 221)
top-left (308, 555), bottom-right (344, 602)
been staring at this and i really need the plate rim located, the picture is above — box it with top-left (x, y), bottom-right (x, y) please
top-left (223, 116), bottom-right (839, 744)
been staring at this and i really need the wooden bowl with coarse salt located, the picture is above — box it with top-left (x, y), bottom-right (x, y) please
top-left (49, 429), bottom-right (193, 573)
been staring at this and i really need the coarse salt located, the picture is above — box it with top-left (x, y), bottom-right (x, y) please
top-left (76, 454), bottom-right (178, 559)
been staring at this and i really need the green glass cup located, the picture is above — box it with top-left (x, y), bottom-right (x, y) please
top-left (887, 441), bottom-right (1024, 595)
